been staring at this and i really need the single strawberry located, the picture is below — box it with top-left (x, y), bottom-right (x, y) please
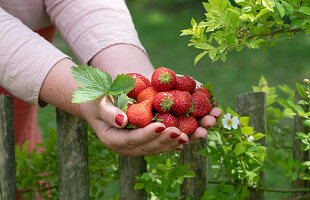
top-left (127, 78), bottom-right (146, 100)
top-left (175, 76), bottom-right (196, 94)
top-left (170, 91), bottom-right (192, 115)
top-left (191, 91), bottom-right (213, 117)
top-left (195, 87), bottom-right (211, 100)
top-left (155, 113), bottom-right (177, 128)
top-left (128, 73), bottom-right (151, 88)
top-left (137, 87), bottom-right (157, 103)
top-left (153, 92), bottom-right (174, 113)
top-left (151, 67), bottom-right (176, 91)
top-left (126, 99), bottom-right (153, 128)
top-left (177, 115), bottom-right (197, 135)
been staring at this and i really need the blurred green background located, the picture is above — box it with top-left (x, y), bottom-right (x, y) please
top-left (38, 1), bottom-right (310, 199)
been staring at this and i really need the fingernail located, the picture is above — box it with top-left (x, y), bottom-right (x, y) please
top-left (170, 132), bottom-right (180, 138)
top-left (179, 139), bottom-right (187, 144)
top-left (115, 114), bottom-right (124, 126)
top-left (155, 126), bottom-right (166, 133)
top-left (176, 147), bottom-right (183, 150)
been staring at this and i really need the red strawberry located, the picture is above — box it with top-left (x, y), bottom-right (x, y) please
top-left (177, 115), bottom-right (197, 135)
top-left (195, 87), bottom-right (211, 100)
top-left (175, 76), bottom-right (196, 94)
top-left (170, 91), bottom-right (192, 115)
top-left (127, 78), bottom-right (146, 100)
top-left (128, 73), bottom-right (151, 88)
top-left (155, 113), bottom-right (177, 128)
top-left (153, 92), bottom-right (174, 113)
top-left (191, 91), bottom-right (213, 117)
top-left (137, 87), bottom-right (157, 103)
top-left (151, 67), bottom-right (176, 91)
top-left (126, 100), bottom-right (153, 128)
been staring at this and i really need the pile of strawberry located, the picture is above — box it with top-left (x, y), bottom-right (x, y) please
top-left (125, 67), bottom-right (219, 134)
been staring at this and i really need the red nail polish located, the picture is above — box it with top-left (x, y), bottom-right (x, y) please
top-left (155, 126), bottom-right (165, 133)
top-left (179, 139), bottom-right (187, 144)
top-left (176, 147), bottom-right (183, 150)
top-left (115, 114), bottom-right (124, 126)
top-left (170, 132), bottom-right (180, 138)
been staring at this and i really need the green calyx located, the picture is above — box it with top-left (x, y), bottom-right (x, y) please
top-left (158, 71), bottom-right (173, 85)
top-left (160, 97), bottom-right (174, 111)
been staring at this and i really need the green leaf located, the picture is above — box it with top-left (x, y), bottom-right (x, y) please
top-left (296, 83), bottom-right (307, 99)
top-left (235, 143), bottom-right (245, 156)
top-left (241, 126), bottom-right (254, 135)
top-left (134, 183), bottom-right (145, 190)
top-left (302, 119), bottom-right (310, 127)
top-left (209, 49), bottom-right (217, 60)
top-left (281, 0), bottom-right (294, 15)
top-left (191, 18), bottom-right (197, 26)
top-left (71, 65), bottom-right (112, 103)
top-left (194, 51), bottom-right (208, 65)
top-left (114, 94), bottom-right (134, 112)
top-left (239, 116), bottom-right (250, 126)
top-left (299, 6), bottom-right (310, 16)
top-left (262, 0), bottom-right (274, 12)
top-left (72, 86), bottom-right (105, 103)
top-left (276, 2), bottom-right (285, 17)
top-left (194, 43), bottom-right (214, 50)
top-left (253, 133), bottom-right (265, 141)
top-left (108, 74), bottom-right (135, 96)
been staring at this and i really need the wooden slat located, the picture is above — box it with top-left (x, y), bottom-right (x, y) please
top-left (0, 95), bottom-right (16, 200)
top-left (236, 92), bottom-right (266, 200)
top-left (56, 108), bottom-right (88, 200)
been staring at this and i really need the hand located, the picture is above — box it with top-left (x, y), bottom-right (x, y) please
top-left (80, 95), bottom-right (190, 156)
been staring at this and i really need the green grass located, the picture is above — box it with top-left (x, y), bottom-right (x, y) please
top-left (38, 3), bottom-right (310, 199)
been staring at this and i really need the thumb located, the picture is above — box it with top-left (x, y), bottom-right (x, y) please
top-left (97, 95), bottom-right (128, 128)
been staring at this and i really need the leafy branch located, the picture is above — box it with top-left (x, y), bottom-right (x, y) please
top-left (181, 0), bottom-right (310, 64)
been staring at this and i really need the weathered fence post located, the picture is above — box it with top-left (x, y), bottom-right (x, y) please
top-left (292, 92), bottom-right (310, 193)
top-left (0, 95), bottom-right (16, 200)
top-left (119, 156), bottom-right (147, 200)
top-left (180, 140), bottom-right (208, 200)
top-left (56, 108), bottom-right (88, 199)
top-left (236, 92), bottom-right (266, 200)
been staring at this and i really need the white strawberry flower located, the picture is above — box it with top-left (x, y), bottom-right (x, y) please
top-left (247, 135), bottom-right (254, 142)
top-left (222, 113), bottom-right (239, 130)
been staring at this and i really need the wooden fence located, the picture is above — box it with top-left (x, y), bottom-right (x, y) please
top-left (0, 91), bottom-right (309, 200)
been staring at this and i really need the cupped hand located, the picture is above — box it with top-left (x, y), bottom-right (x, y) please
top-left (80, 95), bottom-right (189, 156)
top-left (80, 94), bottom-right (221, 156)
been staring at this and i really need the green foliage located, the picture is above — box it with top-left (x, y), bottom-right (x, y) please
top-left (71, 65), bottom-right (135, 103)
top-left (181, 0), bottom-right (310, 64)
top-left (135, 153), bottom-right (195, 200)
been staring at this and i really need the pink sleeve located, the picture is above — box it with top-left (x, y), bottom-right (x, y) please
top-left (44, 0), bottom-right (146, 65)
top-left (0, 7), bottom-right (69, 105)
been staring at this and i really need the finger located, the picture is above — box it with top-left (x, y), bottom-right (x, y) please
top-left (103, 122), bottom-right (166, 149)
top-left (97, 95), bottom-right (128, 128)
top-left (200, 115), bottom-right (216, 129)
top-left (209, 107), bottom-right (222, 118)
top-left (189, 127), bottom-right (207, 144)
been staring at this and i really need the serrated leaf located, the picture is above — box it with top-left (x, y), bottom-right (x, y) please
top-left (72, 86), bottom-right (105, 103)
top-left (202, 81), bottom-right (215, 97)
top-left (296, 83), bottom-right (307, 99)
top-left (109, 74), bottom-right (135, 95)
top-left (194, 51), bottom-right (208, 65)
top-left (299, 6), bottom-right (310, 16)
top-left (114, 94), bottom-right (134, 112)
top-left (262, 0), bottom-right (274, 12)
top-left (241, 126), bottom-right (254, 135)
top-left (235, 143), bottom-right (245, 156)
top-left (275, 2), bottom-right (285, 17)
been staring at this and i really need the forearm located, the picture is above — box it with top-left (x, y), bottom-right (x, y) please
top-left (39, 58), bottom-right (83, 118)
top-left (90, 44), bottom-right (154, 79)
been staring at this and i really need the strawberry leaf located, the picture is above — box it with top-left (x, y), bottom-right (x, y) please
top-left (71, 65), bottom-right (135, 103)
top-left (108, 74), bottom-right (135, 96)
top-left (114, 94), bottom-right (134, 112)
top-left (202, 81), bottom-right (215, 97)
